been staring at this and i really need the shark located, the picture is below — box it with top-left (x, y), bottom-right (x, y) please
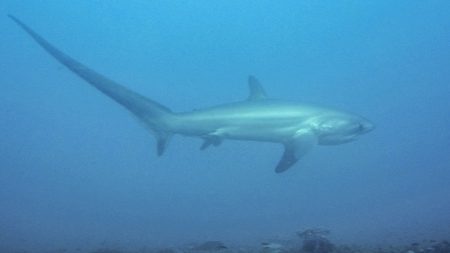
top-left (9, 15), bottom-right (374, 173)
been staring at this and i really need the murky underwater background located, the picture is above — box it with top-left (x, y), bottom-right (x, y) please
top-left (1, 1), bottom-right (450, 252)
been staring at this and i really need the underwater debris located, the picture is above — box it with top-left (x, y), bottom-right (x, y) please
top-left (297, 228), bottom-right (334, 253)
top-left (261, 242), bottom-right (286, 253)
top-left (297, 229), bottom-right (330, 239)
top-left (5, 234), bottom-right (450, 253)
top-left (423, 240), bottom-right (450, 253)
top-left (156, 248), bottom-right (180, 253)
top-left (90, 248), bottom-right (124, 253)
top-left (189, 241), bottom-right (228, 251)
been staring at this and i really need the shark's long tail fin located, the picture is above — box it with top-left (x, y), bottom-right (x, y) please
top-left (9, 15), bottom-right (174, 156)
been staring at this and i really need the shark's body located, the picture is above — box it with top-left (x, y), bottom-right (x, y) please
top-left (9, 15), bottom-right (374, 173)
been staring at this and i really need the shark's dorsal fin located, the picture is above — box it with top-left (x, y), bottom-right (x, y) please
top-left (248, 75), bottom-right (267, 101)
top-left (275, 129), bottom-right (317, 173)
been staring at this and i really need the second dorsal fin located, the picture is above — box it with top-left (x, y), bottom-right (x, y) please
top-left (247, 75), bottom-right (267, 101)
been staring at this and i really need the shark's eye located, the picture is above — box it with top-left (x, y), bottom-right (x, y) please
top-left (358, 123), bottom-right (364, 132)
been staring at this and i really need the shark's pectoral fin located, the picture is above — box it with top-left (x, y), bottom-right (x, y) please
top-left (200, 135), bottom-right (223, 150)
top-left (275, 129), bottom-right (317, 173)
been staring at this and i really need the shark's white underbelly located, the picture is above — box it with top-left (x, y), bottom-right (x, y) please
top-left (171, 113), bottom-right (304, 143)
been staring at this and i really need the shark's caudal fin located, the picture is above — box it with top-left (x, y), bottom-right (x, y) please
top-left (9, 15), bottom-right (174, 156)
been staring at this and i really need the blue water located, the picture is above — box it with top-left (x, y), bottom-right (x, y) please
top-left (1, 1), bottom-right (450, 252)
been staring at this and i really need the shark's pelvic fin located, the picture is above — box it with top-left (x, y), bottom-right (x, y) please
top-left (248, 75), bottom-right (267, 101)
top-left (9, 14), bottom-right (174, 156)
top-left (156, 132), bottom-right (172, 156)
top-left (200, 135), bottom-right (223, 150)
top-left (275, 129), bottom-right (317, 173)
top-left (200, 130), bottom-right (224, 150)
